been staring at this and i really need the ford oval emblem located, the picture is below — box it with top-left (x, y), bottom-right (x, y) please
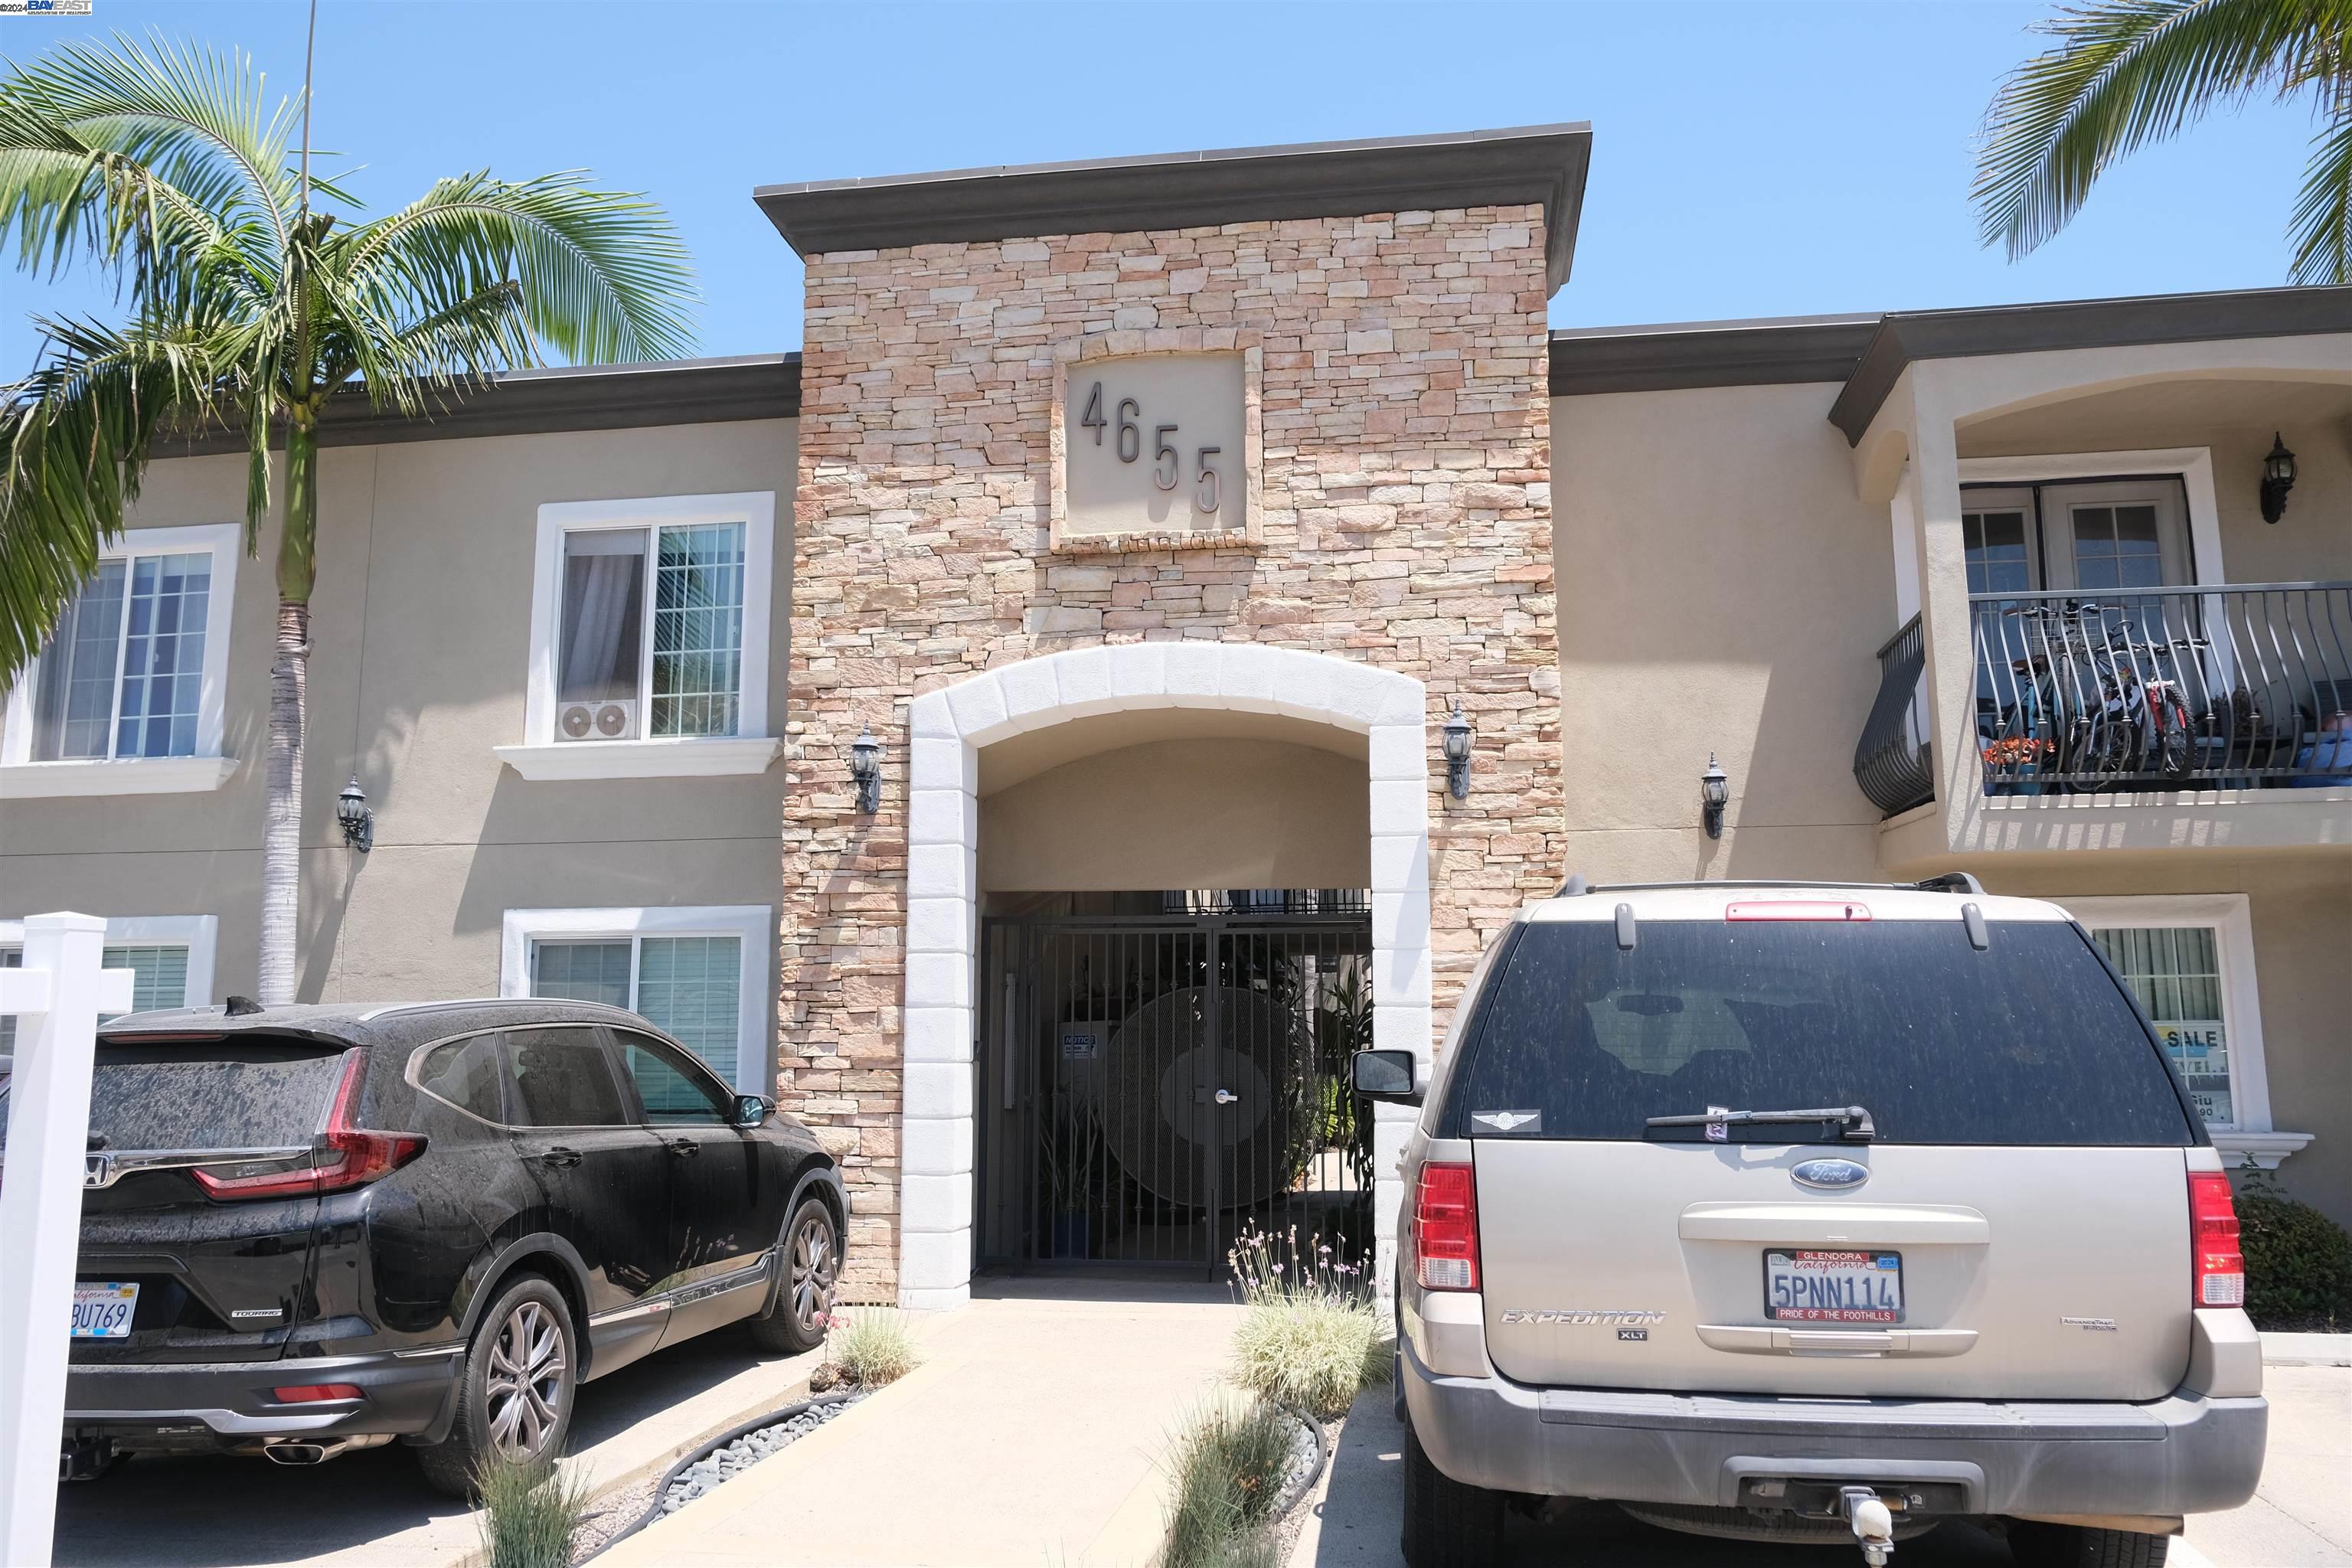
top-left (1792, 1158), bottom-right (1870, 1191)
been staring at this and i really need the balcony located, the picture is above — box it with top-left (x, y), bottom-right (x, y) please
top-left (1854, 582), bottom-right (2352, 815)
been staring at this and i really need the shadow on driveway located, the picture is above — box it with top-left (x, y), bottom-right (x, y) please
top-left (53, 1330), bottom-right (771, 1568)
top-left (1303, 1390), bottom-right (2018, 1567)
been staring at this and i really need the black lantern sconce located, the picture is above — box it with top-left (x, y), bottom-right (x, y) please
top-left (335, 776), bottom-right (374, 853)
top-left (848, 728), bottom-right (882, 815)
top-left (1441, 704), bottom-right (1474, 801)
top-left (1700, 754), bottom-right (1730, 840)
top-left (2259, 433), bottom-right (2297, 524)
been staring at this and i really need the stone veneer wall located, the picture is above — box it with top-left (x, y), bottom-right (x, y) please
top-left (782, 206), bottom-right (1563, 1301)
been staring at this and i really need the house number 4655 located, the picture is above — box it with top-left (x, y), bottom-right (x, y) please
top-left (1080, 381), bottom-right (1221, 514)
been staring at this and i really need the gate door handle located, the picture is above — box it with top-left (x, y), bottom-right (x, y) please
top-left (667, 1138), bottom-right (698, 1158)
top-left (1214, 1089), bottom-right (1239, 1106)
top-left (538, 1145), bottom-right (582, 1168)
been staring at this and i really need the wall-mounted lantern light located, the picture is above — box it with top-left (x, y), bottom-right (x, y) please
top-left (1441, 704), bottom-right (1474, 801)
top-left (1700, 754), bottom-right (1730, 840)
top-left (848, 728), bottom-right (882, 815)
top-left (335, 777), bottom-right (374, 853)
top-left (2260, 433), bottom-right (2297, 524)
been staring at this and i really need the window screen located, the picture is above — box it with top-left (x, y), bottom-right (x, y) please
top-left (31, 554), bottom-right (211, 761)
top-left (502, 1027), bottom-right (628, 1128)
top-left (1446, 920), bottom-right (2196, 1147)
top-left (650, 522), bottom-right (744, 738)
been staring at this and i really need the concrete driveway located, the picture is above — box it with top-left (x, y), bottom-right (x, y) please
top-left (50, 1328), bottom-right (822, 1568)
top-left (1294, 1364), bottom-right (2352, 1568)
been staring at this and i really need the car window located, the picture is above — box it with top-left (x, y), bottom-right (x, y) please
top-left (415, 1034), bottom-right (508, 1123)
top-left (1444, 920), bottom-right (2197, 1146)
top-left (0, 1040), bottom-right (345, 1155)
top-left (501, 1027), bottom-right (629, 1128)
top-left (613, 1031), bottom-right (733, 1126)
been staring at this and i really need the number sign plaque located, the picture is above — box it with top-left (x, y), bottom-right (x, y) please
top-left (1052, 351), bottom-right (1254, 551)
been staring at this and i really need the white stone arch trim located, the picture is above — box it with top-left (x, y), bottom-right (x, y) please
top-left (895, 642), bottom-right (1433, 1310)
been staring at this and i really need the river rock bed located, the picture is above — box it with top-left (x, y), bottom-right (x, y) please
top-left (659, 1395), bottom-right (863, 1514)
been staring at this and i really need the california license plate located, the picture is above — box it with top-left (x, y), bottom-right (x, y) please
top-left (1764, 1249), bottom-right (1902, 1324)
top-left (71, 1282), bottom-right (139, 1339)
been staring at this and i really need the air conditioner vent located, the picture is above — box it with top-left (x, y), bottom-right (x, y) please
top-left (557, 699), bottom-right (637, 742)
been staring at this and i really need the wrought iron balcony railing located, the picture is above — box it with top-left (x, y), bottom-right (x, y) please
top-left (1971, 582), bottom-right (2352, 795)
top-left (1854, 612), bottom-right (1935, 816)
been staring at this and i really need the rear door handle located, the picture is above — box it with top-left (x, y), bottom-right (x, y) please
top-left (667, 1138), bottom-right (697, 1158)
top-left (538, 1146), bottom-right (583, 1168)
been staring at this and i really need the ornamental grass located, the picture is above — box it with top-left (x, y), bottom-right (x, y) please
top-left (1227, 1223), bottom-right (1389, 1419)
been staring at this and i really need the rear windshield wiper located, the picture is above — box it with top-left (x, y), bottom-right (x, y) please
top-left (1644, 1106), bottom-right (1877, 1143)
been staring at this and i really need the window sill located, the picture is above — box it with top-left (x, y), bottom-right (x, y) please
top-left (0, 756), bottom-right (239, 799)
top-left (494, 737), bottom-right (783, 782)
top-left (2211, 1129), bottom-right (2314, 1171)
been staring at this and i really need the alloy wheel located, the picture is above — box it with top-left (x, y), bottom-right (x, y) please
top-left (484, 1298), bottom-right (567, 1462)
top-left (789, 1212), bottom-right (838, 1336)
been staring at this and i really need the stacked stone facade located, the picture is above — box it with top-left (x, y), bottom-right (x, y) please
top-left (780, 206), bottom-right (1564, 1301)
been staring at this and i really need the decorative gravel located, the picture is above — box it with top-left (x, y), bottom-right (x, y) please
top-left (658, 1395), bottom-right (862, 1515)
top-left (1275, 1409), bottom-right (1321, 1510)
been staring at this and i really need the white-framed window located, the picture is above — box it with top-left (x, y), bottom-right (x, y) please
top-left (0, 914), bottom-right (219, 1056)
top-left (2060, 893), bottom-right (2309, 1168)
top-left (499, 906), bottom-right (771, 1095)
top-left (496, 493), bottom-right (781, 782)
top-left (1, 524), bottom-right (240, 797)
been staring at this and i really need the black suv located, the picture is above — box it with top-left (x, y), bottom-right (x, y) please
top-left (12, 998), bottom-right (844, 1495)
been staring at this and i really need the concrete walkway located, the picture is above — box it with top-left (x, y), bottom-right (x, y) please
top-left (599, 1281), bottom-right (1241, 1568)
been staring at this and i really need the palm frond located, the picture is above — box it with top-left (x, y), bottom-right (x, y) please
top-left (2288, 106), bottom-right (2352, 283)
top-left (1973, 0), bottom-right (2328, 260)
top-left (332, 171), bottom-right (697, 364)
top-left (0, 316), bottom-right (235, 678)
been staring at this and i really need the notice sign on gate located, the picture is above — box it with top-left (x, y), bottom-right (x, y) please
top-left (1060, 1027), bottom-right (1101, 1060)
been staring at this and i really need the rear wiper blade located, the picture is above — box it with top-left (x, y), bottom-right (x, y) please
top-left (1644, 1106), bottom-right (1877, 1142)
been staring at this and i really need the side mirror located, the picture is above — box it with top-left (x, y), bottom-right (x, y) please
top-left (1351, 1049), bottom-right (1421, 1105)
top-left (736, 1093), bottom-right (776, 1129)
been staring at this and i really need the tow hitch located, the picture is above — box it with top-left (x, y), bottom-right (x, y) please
top-left (1838, 1485), bottom-right (1896, 1566)
top-left (59, 1436), bottom-right (116, 1482)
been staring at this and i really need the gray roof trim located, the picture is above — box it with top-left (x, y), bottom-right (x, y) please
top-left (1548, 314), bottom-right (1882, 395)
top-left (1828, 286), bottom-right (2352, 444)
top-left (162, 353), bottom-right (801, 456)
top-left (756, 123), bottom-right (1595, 296)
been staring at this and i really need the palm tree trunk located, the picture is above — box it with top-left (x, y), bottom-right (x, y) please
top-left (257, 424), bottom-right (318, 1004)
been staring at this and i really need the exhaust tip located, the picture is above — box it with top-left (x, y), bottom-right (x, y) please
top-left (263, 1442), bottom-right (328, 1465)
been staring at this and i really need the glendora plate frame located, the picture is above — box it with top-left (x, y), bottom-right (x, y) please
top-left (1047, 330), bottom-right (1264, 557)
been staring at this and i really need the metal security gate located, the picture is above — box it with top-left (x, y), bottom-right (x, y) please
top-left (977, 893), bottom-right (1374, 1279)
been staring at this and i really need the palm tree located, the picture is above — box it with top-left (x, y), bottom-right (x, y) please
top-left (1975, 0), bottom-right (2352, 285)
top-left (0, 31), bottom-right (694, 1001)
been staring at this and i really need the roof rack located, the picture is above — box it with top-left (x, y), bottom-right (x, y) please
top-left (352, 997), bottom-right (645, 1024)
top-left (1553, 873), bottom-right (1984, 897)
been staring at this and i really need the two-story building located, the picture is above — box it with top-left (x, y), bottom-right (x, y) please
top-left (3, 126), bottom-right (2346, 1309)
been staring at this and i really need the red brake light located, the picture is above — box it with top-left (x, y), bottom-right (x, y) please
top-left (2189, 1171), bottom-right (2245, 1308)
top-left (193, 1048), bottom-right (424, 1201)
top-left (1413, 1161), bottom-right (1481, 1291)
top-left (1725, 901), bottom-right (1872, 922)
top-left (272, 1383), bottom-right (363, 1404)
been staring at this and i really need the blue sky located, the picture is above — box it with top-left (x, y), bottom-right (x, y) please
top-left (0, 1), bottom-right (2328, 372)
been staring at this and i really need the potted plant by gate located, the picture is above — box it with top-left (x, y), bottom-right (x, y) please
top-left (1045, 1106), bottom-right (1104, 1259)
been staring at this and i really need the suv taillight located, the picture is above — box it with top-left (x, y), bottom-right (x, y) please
top-left (194, 1049), bottom-right (424, 1201)
top-left (2189, 1171), bottom-right (2246, 1308)
top-left (1414, 1162), bottom-right (1480, 1291)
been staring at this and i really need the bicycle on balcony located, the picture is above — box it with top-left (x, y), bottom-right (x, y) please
top-left (1979, 600), bottom-right (2204, 792)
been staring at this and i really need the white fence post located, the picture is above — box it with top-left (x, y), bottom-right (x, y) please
top-left (0, 913), bottom-right (135, 1568)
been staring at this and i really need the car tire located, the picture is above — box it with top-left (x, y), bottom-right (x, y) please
top-left (1401, 1416), bottom-right (1503, 1568)
top-left (2007, 1521), bottom-right (2171, 1567)
top-left (746, 1197), bottom-right (838, 1357)
top-left (415, 1272), bottom-right (577, 1498)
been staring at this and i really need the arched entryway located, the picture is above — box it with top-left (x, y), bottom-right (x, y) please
top-left (897, 644), bottom-right (1432, 1309)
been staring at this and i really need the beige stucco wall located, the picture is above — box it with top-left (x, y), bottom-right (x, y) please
top-left (0, 419), bottom-right (798, 1052)
top-left (978, 737), bottom-right (1370, 892)
top-left (1548, 382), bottom-right (1896, 883)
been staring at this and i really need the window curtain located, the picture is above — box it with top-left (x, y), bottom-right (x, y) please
top-left (558, 531), bottom-right (647, 705)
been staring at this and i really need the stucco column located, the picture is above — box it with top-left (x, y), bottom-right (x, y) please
top-left (1901, 372), bottom-right (1981, 844)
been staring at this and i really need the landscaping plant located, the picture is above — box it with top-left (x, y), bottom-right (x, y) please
top-left (472, 1455), bottom-right (591, 1568)
top-left (825, 1307), bottom-right (921, 1387)
top-left (1227, 1223), bottom-right (1388, 1419)
top-left (2236, 1163), bottom-right (2352, 1330)
top-left (1159, 1396), bottom-right (1296, 1568)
